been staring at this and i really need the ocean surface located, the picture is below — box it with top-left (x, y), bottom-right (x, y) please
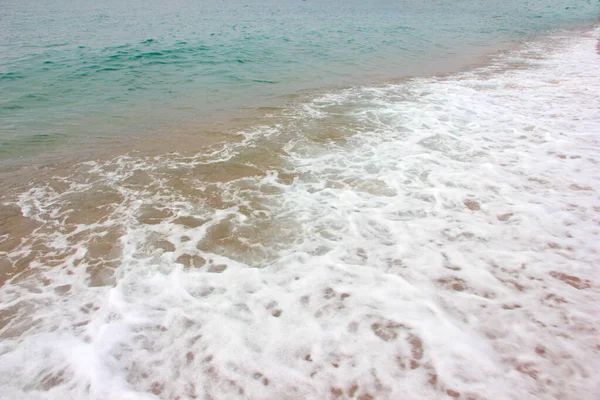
top-left (1, 1), bottom-right (600, 399)
top-left (1, 0), bottom-right (598, 159)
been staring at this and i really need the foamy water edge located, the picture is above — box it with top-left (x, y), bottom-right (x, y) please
top-left (1, 28), bottom-right (600, 399)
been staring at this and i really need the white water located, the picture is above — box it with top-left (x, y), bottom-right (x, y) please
top-left (1, 29), bottom-right (600, 399)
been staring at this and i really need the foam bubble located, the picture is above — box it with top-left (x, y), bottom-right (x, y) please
top-left (1, 28), bottom-right (600, 399)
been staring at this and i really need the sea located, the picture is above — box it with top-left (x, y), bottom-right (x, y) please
top-left (1, 0), bottom-right (599, 399)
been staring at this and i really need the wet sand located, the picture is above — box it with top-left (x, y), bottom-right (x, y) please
top-left (1, 26), bottom-right (600, 400)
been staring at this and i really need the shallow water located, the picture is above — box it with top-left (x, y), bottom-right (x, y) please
top-left (1, 0), bottom-right (599, 160)
top-left (1, 20), bottom-right (600, 399)
top-left (2, 0), bottom-right (600, 398)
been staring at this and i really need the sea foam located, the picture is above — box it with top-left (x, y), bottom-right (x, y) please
top-left (1, 29), bottom-right (599, 399)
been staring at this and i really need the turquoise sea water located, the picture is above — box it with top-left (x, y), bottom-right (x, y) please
top-left (0, 0), bottom-right (598, 159)
top-left (2, 1), bottom-right (600, 398)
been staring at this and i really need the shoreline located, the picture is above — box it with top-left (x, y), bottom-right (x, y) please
top-left (1, 19), bottom-right (597, 174)
top-left (1, 21), bottom-right (600, 400)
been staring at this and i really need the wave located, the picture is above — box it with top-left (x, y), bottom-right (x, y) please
top-left (1, 28), bottom-right (599, 400)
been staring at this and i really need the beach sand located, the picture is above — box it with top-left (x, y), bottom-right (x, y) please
top-left (1, 27), bottom-right (600, 400)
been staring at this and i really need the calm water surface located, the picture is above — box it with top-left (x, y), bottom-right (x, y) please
top-left (0, 0), bottom-right (597, 159)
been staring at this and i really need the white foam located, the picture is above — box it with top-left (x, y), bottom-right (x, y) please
top-left (1, 29), bottom-right (600, 399)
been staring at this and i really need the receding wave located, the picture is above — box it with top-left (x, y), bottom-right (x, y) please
top-left (1, 28), bottom-right (599, 399)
